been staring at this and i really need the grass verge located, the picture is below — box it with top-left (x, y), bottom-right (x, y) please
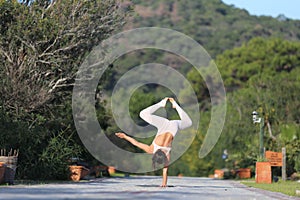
top-left (241, 179), bottom-right (300, 197)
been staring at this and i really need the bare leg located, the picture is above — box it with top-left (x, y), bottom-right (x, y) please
top-left (139, 98), bottom-right (169, 129)
top-left (169, 98), bottom-right (192, 129)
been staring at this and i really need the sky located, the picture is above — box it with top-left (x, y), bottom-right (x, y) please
top-left (222, 0), bottom-right (300, 20)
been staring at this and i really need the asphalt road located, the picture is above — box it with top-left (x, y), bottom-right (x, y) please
top-left (0, 176), bottom-right (298, 200)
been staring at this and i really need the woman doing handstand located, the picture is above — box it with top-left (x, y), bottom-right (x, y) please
top-left (115, 97), bottom-right (192, 187)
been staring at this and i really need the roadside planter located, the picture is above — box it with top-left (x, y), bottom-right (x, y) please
top-left (237, 168), bottom-right (251, 179)
top-left (69, 165), bottom-right (90, 181)
top-left (0, 162), bottom-right (6, 184)
top-left (0, 149), bottom-right (18, 185)
top-left (108, 166), bottom-right (115, 175)
top-left (256, 162), bottom-right (272, 184)
top-left (214, 169), bottom-right (224, 179)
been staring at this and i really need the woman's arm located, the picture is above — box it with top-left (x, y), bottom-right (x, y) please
top-left (161, 153), bottom-right (170, 187)
top-left (161, 166), bottom-right (168, 187)
top-left (115, 132), bottom-right (153, 154)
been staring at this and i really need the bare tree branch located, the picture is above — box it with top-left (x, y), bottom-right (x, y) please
top-left (0, 0), bottom-right (128, 116)
top-left (266, 121), bottom-right (276, 140)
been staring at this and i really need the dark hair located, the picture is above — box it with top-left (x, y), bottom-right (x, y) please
top-left (152, 149), bottom-right (168, 169)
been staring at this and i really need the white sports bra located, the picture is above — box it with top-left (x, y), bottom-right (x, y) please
top-left (152, 141), bottom-right (172, 155)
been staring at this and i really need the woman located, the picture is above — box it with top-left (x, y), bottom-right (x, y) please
top-left (115, 97), bottom-right (192, 187)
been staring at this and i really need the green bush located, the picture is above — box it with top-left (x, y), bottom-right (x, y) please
top-left (0, 107), bottom-right (83, 180)
top-left (38, 130), bottom-right (82, 180)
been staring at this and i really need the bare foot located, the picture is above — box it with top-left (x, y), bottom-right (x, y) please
top-left (160, 97), bottom-right (169, 107)
top-left (168, 98), bottom-right (176, 108)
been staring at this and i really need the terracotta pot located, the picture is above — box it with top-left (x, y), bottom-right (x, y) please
top-left (214, 169), bottom-right (224, 179)
top-left (0, 162), bottom-right (6, 184)
top-left (69, 166), bottom-right (90, 182)
top-left (0, 156), bottom-right (17, 184)
top-left (256, 162), bottom-right (272, 184)
top-left (108, 166), bottom-right (115, 175)
top-left (237, 168), bottom-right (251, 179)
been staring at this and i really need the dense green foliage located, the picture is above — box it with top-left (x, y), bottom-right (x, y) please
top-left (128, 0), bottom-right (300, 57)
top-left (0, 0), bottom-right (128, 180)
top-left (171, 38), bottom-right (300, 177)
